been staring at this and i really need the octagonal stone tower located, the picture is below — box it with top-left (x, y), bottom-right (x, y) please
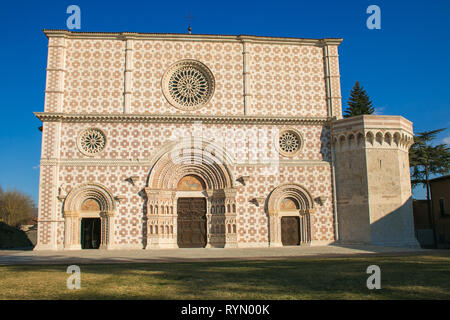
top-left (331, 115), bottom-right (419, 247)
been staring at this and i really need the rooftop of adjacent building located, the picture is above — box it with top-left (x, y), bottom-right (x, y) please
top-left (429, 174), bottom-right (450, 183)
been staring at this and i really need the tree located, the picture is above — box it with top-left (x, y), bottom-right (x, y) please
top-left (343, 81), bottom-right (375, 118)
top-left (0, 189), bottom-right (36, 227)
top-left (409, 128), bottom-right (450, 247)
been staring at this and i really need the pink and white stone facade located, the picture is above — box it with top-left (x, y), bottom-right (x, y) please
top-left (35, 30), bottom-right (418, 250)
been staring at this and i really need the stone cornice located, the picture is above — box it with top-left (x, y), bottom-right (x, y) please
top-left (331, 115), bottom-right (413, 136)
top-left (43, 29), bottom-right (343, 46)
top-left (40, 158), bottom-right (331, 167)
top-left (34, 112), bottom-right (332, 125)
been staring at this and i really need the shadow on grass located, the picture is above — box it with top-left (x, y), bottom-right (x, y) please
top-left (1, 254), bottom-right (450, 299)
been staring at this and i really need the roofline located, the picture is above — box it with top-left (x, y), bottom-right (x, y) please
top-left (331, 115), bottom-right (414, 136)
top-left (33, 112), bottom-right (333, 125)
top-left (42, 29), bottom-right (343, 46)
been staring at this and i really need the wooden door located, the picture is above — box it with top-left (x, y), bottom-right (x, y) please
top-left (177, 198), bottom-right (207, 248)
top-left (281, 216), bottom-right (300, 246)
top-left (81, 218), bottom-right (101, 249)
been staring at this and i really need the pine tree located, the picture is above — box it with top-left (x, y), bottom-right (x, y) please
top-left (343, 81), bottom-right (375, 118)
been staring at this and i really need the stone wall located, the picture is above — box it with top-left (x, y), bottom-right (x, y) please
top-left (332, 115), bottom-right (419, 247)
top-left (36, 30), bottom-right (343, 250)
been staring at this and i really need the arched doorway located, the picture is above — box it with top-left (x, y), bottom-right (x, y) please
top-left (63, 183), bottom-right (116, 250)
top-left (145, 137), bottom-right (237, 249)
top-left (280, 197), bottom-right (300, 246)
top-left (80, 199), bottom-right (102, 249)
top-left (81, 218), bottom-right (101, 249)
top-left (267, 184), bottom-right (314, 247)
top-left (177, 197), bottom-right (207, 248)
top-left (281, 216), bottom-right (300, 246)
top-left (176, 175), bottom-right (207, 248)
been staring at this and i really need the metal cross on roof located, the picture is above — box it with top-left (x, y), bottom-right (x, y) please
top-left (185, 13), bottom-right (193, 34)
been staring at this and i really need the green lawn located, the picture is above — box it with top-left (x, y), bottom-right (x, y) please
top-left (1, 253), bottom-right (449, 299)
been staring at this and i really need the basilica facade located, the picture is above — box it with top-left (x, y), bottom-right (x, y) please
top-left (34, 30), bottom-right (419, 250)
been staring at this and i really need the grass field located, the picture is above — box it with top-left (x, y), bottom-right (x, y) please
top-left (0, 253), bottom-right (449, 299)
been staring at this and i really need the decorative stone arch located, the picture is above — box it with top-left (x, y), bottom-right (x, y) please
top-left (393, 132), bottom-right (401, 146)
top-left (145, 137), bottom-right (237, 249)
top-left (356, 132), bottom-right (365, 146)
top-left (375, 131), bottom-right (384, 145)
top-left (333, 129), bottom-right (414, 152)
top-left (267, 183), bottom-right (314, 247)
top-left (384, 132), bottom-right (392, 145)
top-left (366, 131), bottom-right (375, 145)
top-left (63, 183), bottom-right (116, 250)
top-left (338, 134), bottom-right (346, 151)
top-left (347, 133), bottom-right (356, 149)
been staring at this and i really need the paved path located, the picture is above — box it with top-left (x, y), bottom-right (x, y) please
top-left (0, 245), bottom-right (433, 265)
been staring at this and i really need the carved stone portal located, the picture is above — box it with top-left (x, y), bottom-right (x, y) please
top-left (267, 183), bottom-right (314, 247)
top-left (145, 138), bottom-right (238, 249)
top-left (62, 183), bottom-right (116, 250)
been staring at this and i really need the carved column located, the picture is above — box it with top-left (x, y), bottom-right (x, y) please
top-left (49, 36), bottom-right (65, 249)
top-left (269, 214), bottom-right (282, 247)
top-left (145, 189), bottom-right (160, 249)
top-left (206, 189), bottom-right (237, 248)
top-left (123, 36), bottom-right (134, 114)
top-left (241, 39), bottom-right (251, 115)
top-left (63, 211), bottom-right (81, 250)
top-left (224, 188), bottom-right (238, 248)
top-left (322, 40), bottom-right (342, 119)
top-left (45, 34), bottom-right (66, 113)
top-left (36, 34), bottom-right (67, 251)
top-left (100, 211), bottom-right (115, 249)
top-left (144, 189), bottom-right (177, 249)
top-left (205, 189), bottom-right (218, 248)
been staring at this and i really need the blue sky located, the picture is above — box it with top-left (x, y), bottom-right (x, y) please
top-left (0, 0), bottom-right (449, 203)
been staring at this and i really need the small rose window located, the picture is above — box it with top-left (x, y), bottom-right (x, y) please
top-left (278, 129), bottom-right (302, 156)
top-left (77, 128), bottom-right (106, 156)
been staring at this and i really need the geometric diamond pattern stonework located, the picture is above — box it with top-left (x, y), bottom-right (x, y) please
top-left (35, 30), bottom-right (419, 250)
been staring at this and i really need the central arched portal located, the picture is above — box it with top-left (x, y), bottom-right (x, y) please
top-left (176, 175), bottom-right (207, 248)
top-left (145, 138), bottom-right (238, 249)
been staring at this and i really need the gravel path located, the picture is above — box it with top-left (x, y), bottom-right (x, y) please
top-left (0, 245), bottom-right (432, 265)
